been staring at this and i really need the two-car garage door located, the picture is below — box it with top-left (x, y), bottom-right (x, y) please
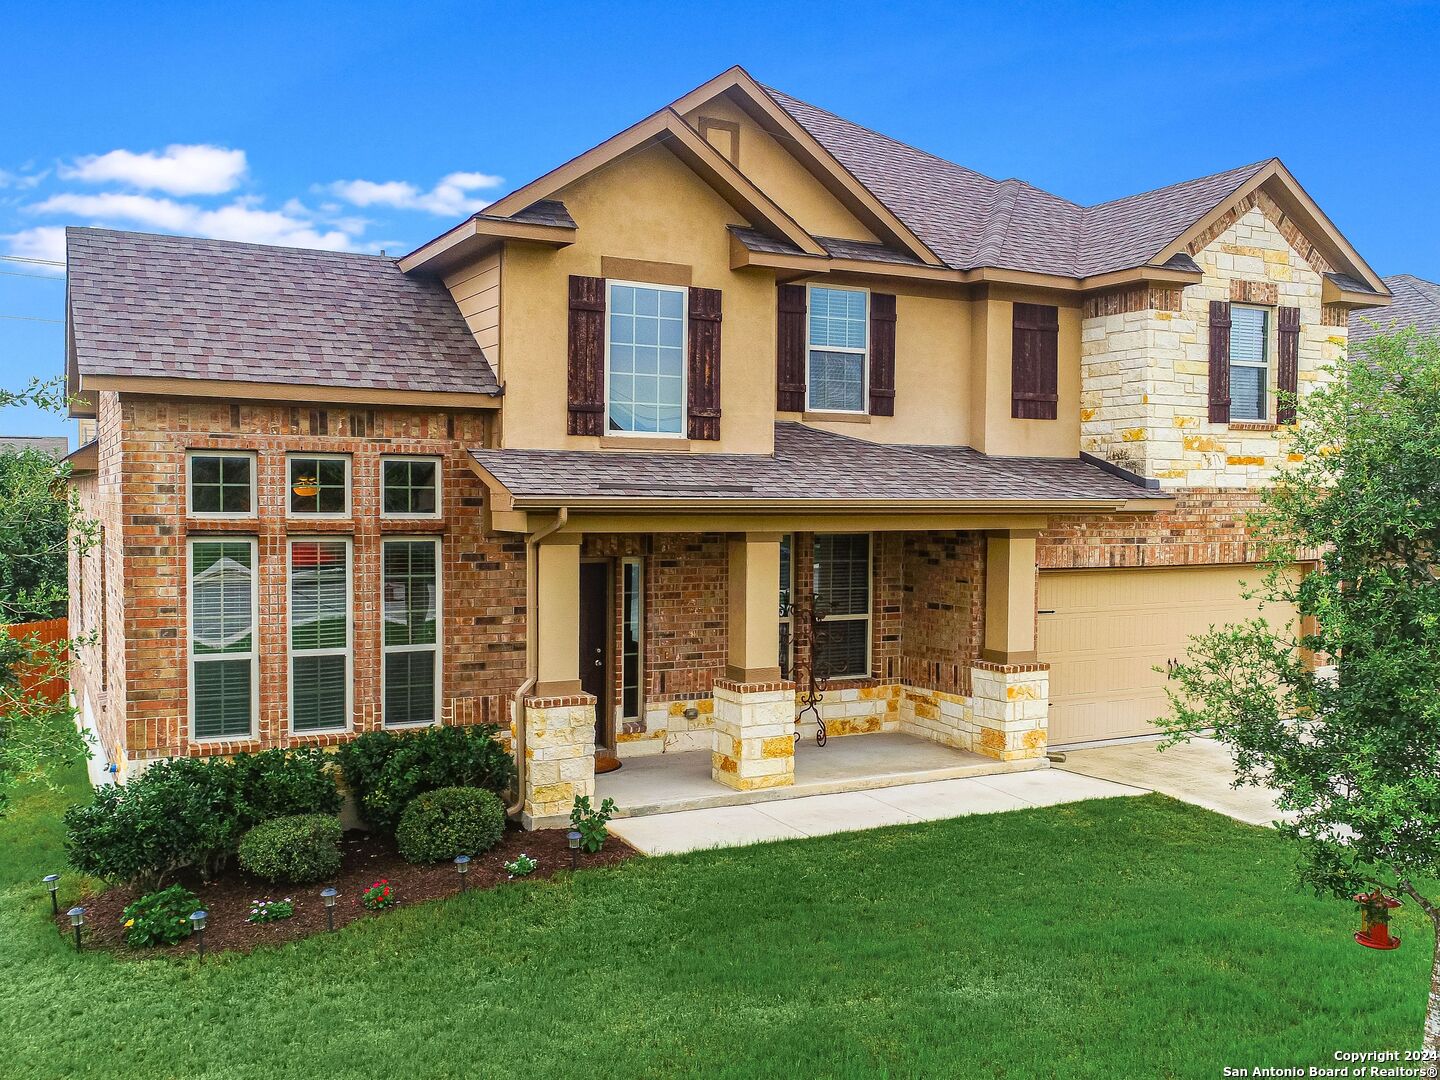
top-left (1038, 566), bottom-right (1296, 748)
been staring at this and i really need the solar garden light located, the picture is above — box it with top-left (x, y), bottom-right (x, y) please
top-left (455, 855), bottom-right (471, 890)
top-left (567, 830), bottom-right (582, 870)
top-left (321, 887), bottom-right (338, 931)
top-left (43, 874), bottom-right (60, 915)
top-left (66, 906), bottom-right (86, 951)
top-left (190, 910), bottom-right (208, 960)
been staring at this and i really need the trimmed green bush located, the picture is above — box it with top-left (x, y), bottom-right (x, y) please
top-left (237, 814), bottom-right (343, 884)
top-left (396, 787), bottom-right (505, 864)
top-left (335, 725), bottom-right (514, 834)
top-left (122, 884), bottom-right (201, 948)
top-left (64, 748), bottom-right (340, 888)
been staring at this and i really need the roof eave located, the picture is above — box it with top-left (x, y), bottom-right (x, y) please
top-left (398, 216), bottom-right (577, 276)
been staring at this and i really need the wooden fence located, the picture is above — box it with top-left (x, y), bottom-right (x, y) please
top-left (5, 617), bottom-right (68, 703)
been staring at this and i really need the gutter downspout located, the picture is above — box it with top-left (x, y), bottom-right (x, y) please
top-left (507, 507), bottom-right (569, 821)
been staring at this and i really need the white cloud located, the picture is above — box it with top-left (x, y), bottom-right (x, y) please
top-left (60, 144), bottom-right (247, 196)
top-left (0, 168), bottom-right (46, 190)
top-left (27, 192), bottom-right (356, 251)
top-left (2, 226), bottom-right (67, 269)
top-left (325, 170), bottom-right (503, 216)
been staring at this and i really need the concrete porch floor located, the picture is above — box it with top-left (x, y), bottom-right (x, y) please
top-left (597, 731), bottom-right (1044, 819)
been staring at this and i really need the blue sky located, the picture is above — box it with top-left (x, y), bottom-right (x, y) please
top-left (3, 0), bottom-right (1437, 440)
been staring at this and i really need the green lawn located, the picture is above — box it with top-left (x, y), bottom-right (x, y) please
top-left (0, 766), bottom-right (1428, 1079)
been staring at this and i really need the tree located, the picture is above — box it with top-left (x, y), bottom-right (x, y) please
top-left (0, 378), bottom-right (92, 813)
top-left (1162, 328), bottom-right (1440, 1050)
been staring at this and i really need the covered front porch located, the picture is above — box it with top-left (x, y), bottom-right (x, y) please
top-left (597, 730), bottom-right (1043, 818)
top-left (468, 423), bottom-right (1161, 828)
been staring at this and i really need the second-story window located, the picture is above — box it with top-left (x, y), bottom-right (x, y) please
top-left (188, 452), bottom-right (255, 516)
top-left (382, 457), bottom-right (441, 517)
top-left (607, 282), bottom-right (686, 436)
top-left (1229, 306), bottom-right (1269, 421)
top-left (806, 285), bottom-right (868, 413)
top-left (288, 455), bottom-right (349, 516)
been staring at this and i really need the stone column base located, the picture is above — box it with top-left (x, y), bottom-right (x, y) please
top-left (711, 679), bottom-right (796, 791)
top-left (523, 692), bottom-right (596, 828)
top-left (969, 662), bottom-right (1049, 760)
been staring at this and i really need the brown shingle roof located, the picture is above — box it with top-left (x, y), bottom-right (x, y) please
top-left (764, 86), bottom-right (1269, 278)
top-left (471, 422), bottom-right (1162, 506)
top-left (66, 227), bottom-right (499, 396)
top-left (1350, 275), bottom-right (1440, 343)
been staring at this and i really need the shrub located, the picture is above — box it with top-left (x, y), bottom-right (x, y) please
top-left (237, 814), bottom-right (343, 884)
top-left (335, 725), bottom-right (514, 834)
top-left (64, 749), bottom-right (341, 889)
top-left (396, 786), bottom-right (506, 864)
top-left (570, 795), bottom-right (618, 853)
top-left (122, 884), bottom-right (200, 948)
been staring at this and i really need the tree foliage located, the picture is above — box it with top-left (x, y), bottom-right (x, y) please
top-left (1162, 328), bottom-right (1440, 1047)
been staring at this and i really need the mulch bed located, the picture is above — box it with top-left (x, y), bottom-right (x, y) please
top-left (55, 825), bottom-right (638, 957)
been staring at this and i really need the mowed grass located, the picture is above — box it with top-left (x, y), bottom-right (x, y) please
top-left (0, 766), bottom-right (1429, 1080)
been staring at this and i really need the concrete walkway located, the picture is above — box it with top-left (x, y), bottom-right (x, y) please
top-left (608, 769), bottom-right (1147, 855)
top-left (1057, 736), bottom-right (1289, 827)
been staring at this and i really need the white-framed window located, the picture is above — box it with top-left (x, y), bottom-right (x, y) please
top-left (187, 451), bottom-right (256, 517)
top-left (287, 454), bottom-right (350, 516)
top-left (289, 537), bottom-right (351, 733)
top-left (806, 285), bottom-right (869, 413)
top-left (382, 538), bottom-right (441, 727)
top-left (606, 280), bottom-right (687, 436)
top-left (188, 537), bottom-right (258, 741)
top-left (620, 557), bottom-right (643, 721)
top-left (812, 533), bottom-right (871, 679)
top-left (381, 456), bottom-right (442, 518)
top-left (1229, 306), bottom-right (1270, 421)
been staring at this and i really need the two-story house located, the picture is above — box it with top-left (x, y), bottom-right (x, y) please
top-left (64, 67), bottom-right (1389, 827)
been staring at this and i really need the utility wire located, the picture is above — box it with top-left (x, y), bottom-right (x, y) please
top-left (0, 254), bottom-right (65, 267)
top-left (0, 314), bottom-right (62, 324)
top-left (0, 269), bottom-right (64, 281)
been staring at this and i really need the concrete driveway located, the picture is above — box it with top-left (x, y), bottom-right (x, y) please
top-left (1056, 736), bottom-right (1289, 827)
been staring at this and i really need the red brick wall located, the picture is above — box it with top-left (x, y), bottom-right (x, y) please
top-left (899, 531), bottom-right (985, 696)
top-left (1038, 489), bottom-right (1267, 569)
top-left (109, 395), bottom-right (524, 761)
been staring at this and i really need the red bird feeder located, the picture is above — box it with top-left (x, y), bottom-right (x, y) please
top-left (1353, 889), bottom-right (1402, 950)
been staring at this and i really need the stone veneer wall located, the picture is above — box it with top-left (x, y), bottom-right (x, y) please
top-left (101, 396), bottom-right (524, 764)
top-left (1080, 200), bottom-right (1347, 488)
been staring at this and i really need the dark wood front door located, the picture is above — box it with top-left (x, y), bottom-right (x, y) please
top-left (579, 561), bottom-right (611, 749)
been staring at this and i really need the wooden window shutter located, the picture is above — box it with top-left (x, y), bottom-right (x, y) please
top-left (687, 286), bottom-right (722, 440)
top-left (567, 275), bottom-right (606, 436)
top-left (1208, 300), bottom-right (1232, 424)
top-left (776, 283), bottom-right (806, 412)
top-left (869, 293), bottom-right (897, 417)
top-left (1276, 305), bottom-right (1300, 425)
top-left (1011, 303), bottom-right (1059, 420)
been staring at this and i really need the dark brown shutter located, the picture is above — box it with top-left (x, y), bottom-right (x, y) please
top-left (1011, 303), bottom-right (1059, 420)
top-left (567, 275), bottom-right (606, 436)
top-left (1276, 305), bottom-right (1300, 425)
top-left (776, 283), bottom-right (806, 412)
top-left (687, 286), bottom-right (722, 440)
top-left (869, 293), bottom-right (896, 417)
top-left (1208, 300), bottom-right (1232, 424)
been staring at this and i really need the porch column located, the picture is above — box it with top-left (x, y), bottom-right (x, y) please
top-left (712, 533), bottom-right (795, 790)
top-left (524, 533), bottom-right (595, 828)
top-left (972, 529), bottom-right (1049, 760)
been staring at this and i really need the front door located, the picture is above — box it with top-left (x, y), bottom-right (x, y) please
top-left (579, 561), bottom-right (611, 749)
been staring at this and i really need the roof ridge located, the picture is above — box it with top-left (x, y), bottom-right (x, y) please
top-left (65, 224), bottom-right (393, 263)
top-left (1082, 159), bottom-right (1273, 212)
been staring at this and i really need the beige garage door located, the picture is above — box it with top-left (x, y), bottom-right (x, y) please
top-left (1038, 566), bottom-right (1296, 747)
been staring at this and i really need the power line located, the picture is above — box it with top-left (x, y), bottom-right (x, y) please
top-left (0, 254), bottom-right (65, 268)
top-left (0, 314), bottom-right (62, 324)
top-left (0, 269), bottom-right (64, 281)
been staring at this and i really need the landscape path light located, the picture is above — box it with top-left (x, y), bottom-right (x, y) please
top-left (321, 887), bottom-right (338, 932)
top-left (67, 906), bottom-right (85, 951)
top-left (43, 874), bottom-right (59, 915)
top-left (567, 830), bottom-right (582, 870)
top-left (455, 855), bottom-right (471, 890)
top-left (190, 910), bottom-right (208, 960)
